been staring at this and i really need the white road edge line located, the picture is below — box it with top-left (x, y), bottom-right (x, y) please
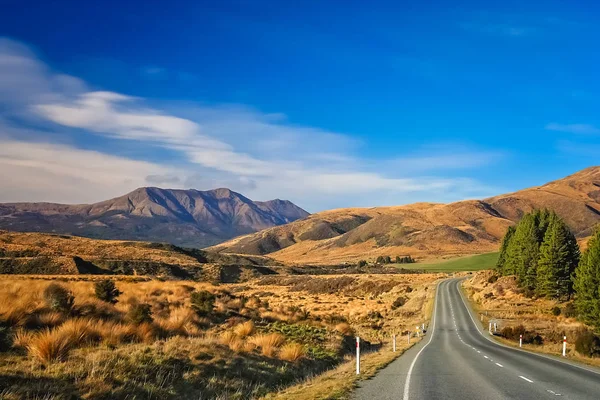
top-left (455, 279), bottom-right (600, 377)
top-left (402, 280), bottom-right (441, 400)
top-left (519, 376), bottom-right (533, 383)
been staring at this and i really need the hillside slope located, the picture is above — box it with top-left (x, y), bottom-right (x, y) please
top-left (0, 187), bottom-right (309, 248)
top-left (0, 230), bottom-right (279, 280)
top-left (209, 166), bottom-right (600, 264)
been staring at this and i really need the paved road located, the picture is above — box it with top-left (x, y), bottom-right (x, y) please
top-left (354, 278), bottom-right (600, 400)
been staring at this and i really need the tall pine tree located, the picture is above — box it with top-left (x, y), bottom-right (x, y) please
top-left (574, 228), bottom-right (600, 329)
top-left (496, 225), bottom-right (516, 275)
top-left (508, 212), bottom-right (541, 290)
top-left (536, 214), bottom-right (580, 299)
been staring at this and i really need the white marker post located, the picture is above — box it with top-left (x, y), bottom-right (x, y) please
top-left (494, 323), bottom-right (497, 333)
top-left (422, 323), bottom-right (425, 332)
top-left (489, 322), bottom-right (492, 335)
top-left (393, 334), bottom-right (396, 352)
top-left (356, 337), bottom-right (360, 374)
top-left (407, 332), bottom-right (410, 344)
top-left (416, 326), bottom-right (420, 338)
top-left (519, 334), bottom-right (523, 348)
top-left (563, 336), bottom-right (567, 357)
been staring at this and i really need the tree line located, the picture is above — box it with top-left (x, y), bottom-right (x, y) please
top-left (496, 209), bottom-right (600, 329)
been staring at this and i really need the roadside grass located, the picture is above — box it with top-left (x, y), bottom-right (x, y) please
top-left (462, 271), bottom-right (600, 370)
top-left (396, 252), bottom-right (499, 272)
top-left (265, 281), bottom-right (438, 400)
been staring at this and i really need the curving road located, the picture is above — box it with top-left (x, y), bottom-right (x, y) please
top-left (354, 278), bottom-right (600, 400)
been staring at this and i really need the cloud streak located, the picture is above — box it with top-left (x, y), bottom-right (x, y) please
top-left (0, 37), bottom-right (503, 211)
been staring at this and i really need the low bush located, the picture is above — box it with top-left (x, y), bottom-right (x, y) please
top-left (563, 302), bottom-right (577, 318)
top-left (43, 284), bottom-right (75, 313)
top-left (551, 306), bottom-right (561, 316)
top-left (574, 329), bottom-right (600, 357)
top-left (127, 303), bottom-right (153, 325)
top-left (190, 290), bottom-right (215, 316)
top-left (94, 280), bottom-right (121, 304)
top-left (391, 296), bottom-right (407, 309)
top-left (487, 275), bottom-right (499, 284)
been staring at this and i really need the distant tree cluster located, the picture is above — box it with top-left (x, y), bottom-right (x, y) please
top-left (395, 255), bottom-right (415, 264)
top-left (496, 210), bottom-right (580, 300)
top-left (374, 255), bottom-right (415, 265)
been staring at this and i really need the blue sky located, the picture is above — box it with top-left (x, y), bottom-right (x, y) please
top-left (0, 0), bottom-right (599, 211)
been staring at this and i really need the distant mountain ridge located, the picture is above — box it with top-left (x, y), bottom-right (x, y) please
top-left (209, 166), bottom-right (600, 264)
top-left (0, 187), bottom-right (309, 248)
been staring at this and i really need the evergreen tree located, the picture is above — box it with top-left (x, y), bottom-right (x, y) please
top-left (536, 214), bottom-right (580, 299)
top-left (574, 228), bottom-right (600, 329)
top-left (507, 213), bottom-right (541, 290)
top-left (496, 225), bottom-right (516, 274)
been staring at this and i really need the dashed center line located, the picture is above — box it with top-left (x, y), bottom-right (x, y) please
top-left (495, 363), bottom-right (503, 368)
top-left (519, 376), bottom-right (534, 383)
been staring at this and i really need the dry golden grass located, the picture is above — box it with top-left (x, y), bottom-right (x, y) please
top-left (233, 320), bottom-right (255, 338)
top-left (0, 272), bottom-right (440, 398)
top-left (26, 328), bottom-right (73, 363)
top-left (278, 343), bottom-right (304, 362)
top-left (335, 322), bottom-right (354, 336)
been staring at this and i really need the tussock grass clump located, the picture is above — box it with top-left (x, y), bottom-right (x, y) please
top-left (12, 329), bottom-right (34, 349)
top-left (56, 318), bottom-right (101, 346)
top-left (249, 333), bottom-right (285, 357)
top-left (34, 311), bottom-right (64, 328)
top-left (334, 323), bottom-right (354, 336)
top-left (233, 321), bottom-right (255, 338)
top-left (279, 342), bottom-right (305, 362)
top-left (26, 328), bottom-right (72, 363)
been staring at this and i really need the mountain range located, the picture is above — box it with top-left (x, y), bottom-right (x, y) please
top-left (209, 166), bottom-right (600, 264)
top-left (0, 187), bottom-right (309, 248)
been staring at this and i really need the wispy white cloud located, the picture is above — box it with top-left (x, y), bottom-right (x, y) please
top-left (0, 138), bottom-right (173, 203)
top-left (546, 123), bottom-right (600, 135)
top-left (0, 37), bottom-right (503, 211)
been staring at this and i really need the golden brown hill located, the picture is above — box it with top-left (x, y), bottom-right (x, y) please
top-left (0, 231), bottom-right (278, 279)
top-left (209, 166), bottom-right (600, 264)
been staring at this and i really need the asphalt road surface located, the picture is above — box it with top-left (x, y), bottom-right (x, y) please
top-left (354, 278), bottom-right (600, 400)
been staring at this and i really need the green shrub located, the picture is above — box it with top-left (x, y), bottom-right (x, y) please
top-left (94, 280), bottom-right (121, 304)
top-left (127, 303), bottom-right (153, 325)
top-left (551, 306), bottom-right (561, 316)
top-left (43, 283), bottom-right (75, 313)
top-left (487, 275), bottom-right (499, 284)
top-left (191, 290), bottom-right (215, 315)
top-left (357, 260), bottom-right (367, 268)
